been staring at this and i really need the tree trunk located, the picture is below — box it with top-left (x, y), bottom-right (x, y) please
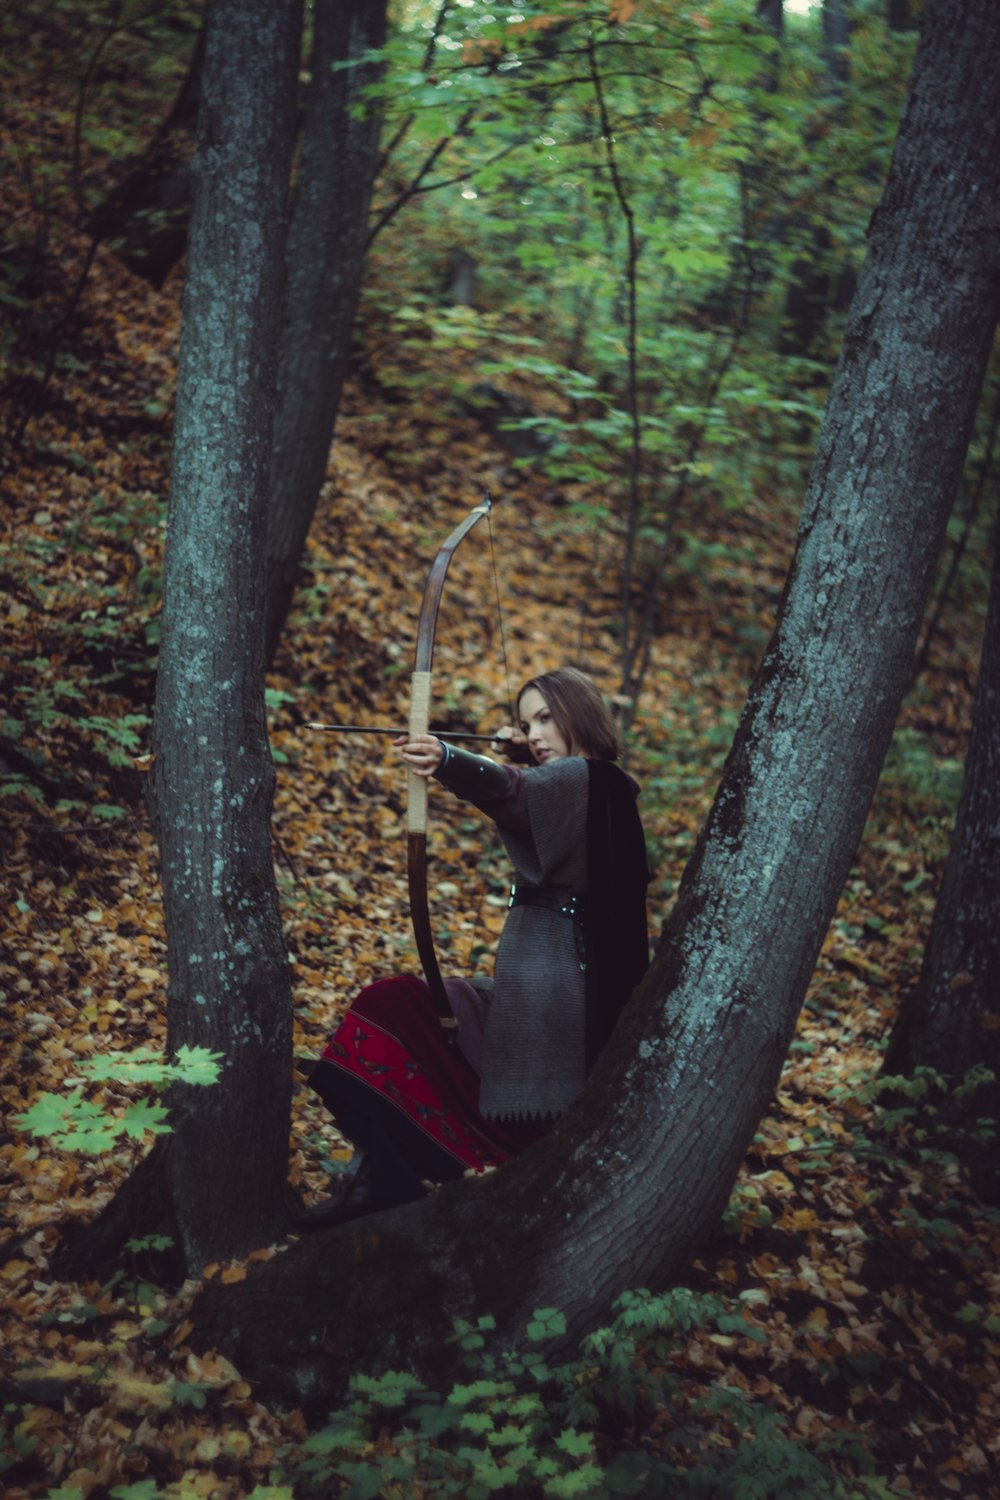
top-left (755, 0), bottom-right (783, 93)
top-left (822, 0), bottom-right (851, 89)
top-left (142, 0), bottom-right (302, 1274)
top-left (263, 0), bottom-right (388, 665)
top-left (190, 0), bottom-right (1000, 1408)
top-left (883, 519), bottom-right (1000, 1139)
top-left (779, 0), bottom-right (855, 358)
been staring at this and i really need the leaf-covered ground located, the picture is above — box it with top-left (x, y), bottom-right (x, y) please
top-left (2, 117), bottom-right (1000, 1500)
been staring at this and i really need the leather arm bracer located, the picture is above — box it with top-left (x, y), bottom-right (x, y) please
top-left (432, 742), bottom-right (510, 804)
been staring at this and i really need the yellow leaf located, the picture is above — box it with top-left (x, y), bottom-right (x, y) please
top-left (64, 1468), bottom-right (98, 1497)
top-left (104, 1373), bottom-right (174, 1410)
top-left (110, 1320), bottom-right (144, 1341)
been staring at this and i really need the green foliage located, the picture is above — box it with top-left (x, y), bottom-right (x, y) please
top-left (274, 1290), bottom-right (877, 1499)
top-left (14, 1045), bottom-right (223, 1154)
top-left (358, 0), bottom-right (916, 699)
top-left (866, 1062), bottom-right (997, 1118)
top-left (815, 1065), bottom-right (999, 1239)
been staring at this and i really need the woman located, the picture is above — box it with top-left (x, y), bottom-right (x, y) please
top-left (300, 668), bottom-right (648, 1228)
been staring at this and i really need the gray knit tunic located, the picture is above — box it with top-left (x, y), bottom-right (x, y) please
top-left (438, 755), bottom-right (591, 1120)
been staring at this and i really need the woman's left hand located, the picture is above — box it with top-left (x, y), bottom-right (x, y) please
top-left (395, 733), bottom-right (444, 777)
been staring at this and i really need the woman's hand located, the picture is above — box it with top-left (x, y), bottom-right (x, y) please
top-left (490, 727), bottom-right (533, 764)
top-left (395, 733), bottom-right (444, 777)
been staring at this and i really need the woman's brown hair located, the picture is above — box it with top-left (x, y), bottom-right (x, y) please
top-left (518, 667), bottom-right (622, 761)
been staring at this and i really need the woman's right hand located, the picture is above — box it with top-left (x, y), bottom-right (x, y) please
top-left (490, 727), bottom-right (533, 764)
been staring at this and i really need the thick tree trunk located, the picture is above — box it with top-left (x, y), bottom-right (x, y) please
top-left (263, 0), bottom-right (388, 664)
top-left (191, 0), bottom-right (1000, 1408)
top-left (884, 522), bottom-right (1000, 1133)
top-left (143, 0), bottom-right (303, 1274)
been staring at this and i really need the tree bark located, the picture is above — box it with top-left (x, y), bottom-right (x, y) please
top-left (144, 0), bottom-right (303, 1274)
top-left (263, 0), bottom-right (388, 664)
top-left (883, 519), bottom-right (1000, 1133)
top-left (190, 0), bottom-right (1000, 1408)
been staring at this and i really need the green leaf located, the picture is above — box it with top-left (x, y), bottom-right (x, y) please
top-left (527, 1308), bottom-right (567, 1342)
top-left (449, 1378), bottom-right (511, 1406)
top-left (14, 1090), bottom-right (88, 1138)
top-left (553, 1429), bottom-right (596, 1458)
top-left (350, 1369), bottom-right (426, 1409)
top-left (172, 1045), bottom-right (225, 1085)
top-left (120, 1100), bottom-right (172, 1139)
top-left (543, 1466), bottom-right (608, 1497)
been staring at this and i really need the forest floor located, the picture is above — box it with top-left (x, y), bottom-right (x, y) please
top-left (2, 199), bottom-right (1000, 1498)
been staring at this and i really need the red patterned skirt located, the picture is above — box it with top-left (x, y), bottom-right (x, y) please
top-left (314, 975), bottom-right (549, 1174)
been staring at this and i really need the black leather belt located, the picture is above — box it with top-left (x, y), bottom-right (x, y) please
top-left (509, 883), bottom-right (587, 969)
top-left (508, 882), bottom-right (583, 918)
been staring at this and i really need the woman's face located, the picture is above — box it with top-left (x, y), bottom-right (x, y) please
top-left (518, 687), bottom-right (571, 764)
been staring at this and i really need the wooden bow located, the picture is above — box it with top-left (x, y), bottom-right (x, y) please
top-left (407, 493), bottom-right (495, 1031)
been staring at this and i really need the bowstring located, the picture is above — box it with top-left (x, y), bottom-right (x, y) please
top-left (464, 494), bottom-right (515, 978)
top-left (486, 494), bottom-right (516, 726)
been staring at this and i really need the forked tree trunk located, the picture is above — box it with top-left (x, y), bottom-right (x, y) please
top-left (191, 0), bottom-right (1000, 1407)
top-left (263, 0), bottom-right (388, 664)
top-left (143, 0), bottom-right (303, 1273)
top-left (884, 522), bottom-right (1000, 1134)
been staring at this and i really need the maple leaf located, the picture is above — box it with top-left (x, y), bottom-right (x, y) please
top-left (119, 1099), bottom-right (171, 1139)
top-left (172, 1044), bottom-right (225, 1084)
top-left (14, 1090), bottom-right (120, 1152)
